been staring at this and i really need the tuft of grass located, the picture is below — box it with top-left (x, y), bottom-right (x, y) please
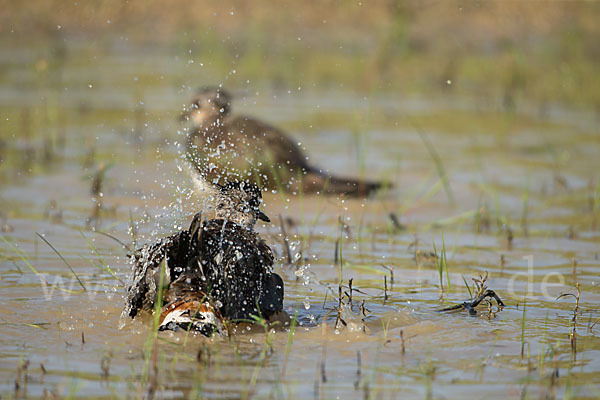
top-left (433, 235), bottom-right (450, 295)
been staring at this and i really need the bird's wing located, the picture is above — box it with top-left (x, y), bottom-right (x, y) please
top-left (230, 116), bottom-right (310, 170)
top-left (120, 236), bottom-right (172, 321)
top-left (120, 214), bottom-right (203, 321)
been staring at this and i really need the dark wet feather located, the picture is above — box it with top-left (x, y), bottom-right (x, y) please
top-left (121, 212), bottom-right (283, 325)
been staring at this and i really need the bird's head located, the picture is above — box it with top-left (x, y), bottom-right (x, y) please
top-left (180, 86), bottom-right (232, 126)
top-left (214, 181), bottom-right (270, 228)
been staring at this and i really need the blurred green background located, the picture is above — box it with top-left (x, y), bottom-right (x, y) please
top-left (1, 0), bottom-right (599, 109)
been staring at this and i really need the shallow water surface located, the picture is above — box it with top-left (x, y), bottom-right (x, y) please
top-left (1, 41), bottom-right (600, 399)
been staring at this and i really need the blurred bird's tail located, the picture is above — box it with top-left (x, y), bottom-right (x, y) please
top-left (301, 169), bottom-right (389, 197)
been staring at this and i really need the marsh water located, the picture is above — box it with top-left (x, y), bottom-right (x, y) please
top-left (1, 41), bottom-right (600, 399)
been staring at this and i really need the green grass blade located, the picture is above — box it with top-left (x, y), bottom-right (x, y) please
top-left (412, 120), bottom-right (455, 206)
top-left (442, 233), bottom-right (450, 290)
top-left (339, 215), bottom-right (344, 284)
top-left (462, 275), bottom-right (473, 299)
top-left (1, 235), bottom-right (41, 276)
top-left (79, 230), bottom-right (124, 285)
top-left (36, 232), bottom-right (86, 291)
top-left (521, 295), bottom-right (527, 358)
top-left (1, 236), bottom-right (82, 295)
top-left (281, 309), bottom-right (298, 377)
top-left (128, 209), bottom-right (137, 250)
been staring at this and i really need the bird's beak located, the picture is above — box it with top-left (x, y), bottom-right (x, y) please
top-left (257, 210), bottom-right (270, 223)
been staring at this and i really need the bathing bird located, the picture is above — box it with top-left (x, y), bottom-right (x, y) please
top-left (181, 86), bottom-right (386, 197)
top-left (121, 180), bottom-right (283, 335)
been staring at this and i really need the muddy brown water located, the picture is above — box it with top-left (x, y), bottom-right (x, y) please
top-left (1, 42), bottom-right (600, 399)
